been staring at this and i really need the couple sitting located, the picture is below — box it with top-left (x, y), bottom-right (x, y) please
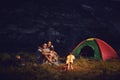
top-left (37, 41), bottom-right (59, 65)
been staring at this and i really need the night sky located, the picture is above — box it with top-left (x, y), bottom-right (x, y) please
top-left (0, 0), bottom-right (120, 55)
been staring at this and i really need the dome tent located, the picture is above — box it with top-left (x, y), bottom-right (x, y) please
top-left (72, 38), bottom-right (119, 60)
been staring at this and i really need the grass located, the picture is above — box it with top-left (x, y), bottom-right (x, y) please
top-left (0, 53), bottom-right (120, 80)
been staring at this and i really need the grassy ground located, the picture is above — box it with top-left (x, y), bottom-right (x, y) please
top-left (0, 55), bottom-right (120, 80)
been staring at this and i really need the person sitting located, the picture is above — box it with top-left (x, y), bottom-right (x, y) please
top-left (40, 42), bottom-right (59, 66)
top-left (47, 41), bottom-right (54, 50)
top-left (41, 43), bottom-right (53, 64)
top-left (42, 43), bottom-right (51, 56)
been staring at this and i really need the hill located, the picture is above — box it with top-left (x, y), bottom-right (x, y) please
top-left (0, 53), bottom-right (120, 80)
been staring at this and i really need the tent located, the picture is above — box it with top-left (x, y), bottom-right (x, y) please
top-left (72, 38), bottom-right (119, 60)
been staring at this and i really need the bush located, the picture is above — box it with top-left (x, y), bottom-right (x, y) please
top-left (0, 53), bottom-right (13, 66)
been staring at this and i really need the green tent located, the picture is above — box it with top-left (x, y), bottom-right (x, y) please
top-left (72, 38), bottom-right (119, 60)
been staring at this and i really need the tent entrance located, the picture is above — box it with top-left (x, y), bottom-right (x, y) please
top-left (80, 46), bottom-right (94, 58)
